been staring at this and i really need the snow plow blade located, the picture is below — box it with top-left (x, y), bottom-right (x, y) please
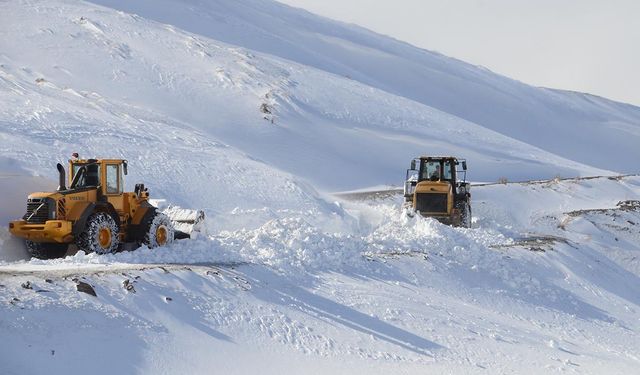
top-left (149, 200), bottom-right (206, 239)
top-left (162, 206), bottom-right (206, 239)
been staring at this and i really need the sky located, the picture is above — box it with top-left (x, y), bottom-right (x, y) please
top-left (278, 0), bottom-right (640, 106)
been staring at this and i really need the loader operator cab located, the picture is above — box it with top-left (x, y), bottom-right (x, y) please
top-left (407, 157), bottom-right (464, 194)
top-left (421, 161), bottom-right (454, 182)
top-left (69, 159), bottom-right (128, 194)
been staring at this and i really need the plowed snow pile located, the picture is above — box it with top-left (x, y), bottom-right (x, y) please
top-left (2, 177), bottom-right (640, 374)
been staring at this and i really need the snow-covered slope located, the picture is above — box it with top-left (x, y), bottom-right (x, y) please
top-left (1, 0), bottom-right (626, 196)
top-left (2, 1), bottom-right (351, 231)
top-left (2, 1), bottom-right (640, 374)
top-left (88, 0), bottom-right (640, 175)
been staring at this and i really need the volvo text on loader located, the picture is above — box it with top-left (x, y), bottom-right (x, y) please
top-left (403, 156), bottom-right (471, 227)
top-left (9, 158), bottom-right (176, 259)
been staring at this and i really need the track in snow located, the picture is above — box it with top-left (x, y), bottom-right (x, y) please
top-left (0, 261), bottom-right (248, 278)
top-left (333, 174), bottom-right (639, 201)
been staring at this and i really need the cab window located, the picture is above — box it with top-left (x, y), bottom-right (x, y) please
top-left (72, 163), bottom-right (100, 188)
top-left (443, 160), bottom-right (453, 180)
top-left (72, 164), bottom-right (82, 180)
top-left (421, 161), bottom-right (441, 181)
top-left (106, 164), bottom-right (120, 194)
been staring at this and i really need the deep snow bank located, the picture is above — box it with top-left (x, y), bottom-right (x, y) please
top-left (2, 176), bottom-right (640, 375)
top-left (7, 177), bottom-right (639, 279)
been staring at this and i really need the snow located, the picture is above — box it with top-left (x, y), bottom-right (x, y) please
top-left (3, 177), bottom-right (640, 374)
top-left (1, 0), bottom-right (625, 194)
top-left (87, 0), bottom-right (640, 175)
top-left (1, 0), bottom-right (640, 374)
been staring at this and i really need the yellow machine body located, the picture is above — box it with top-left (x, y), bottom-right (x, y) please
top-left (9, 158), bottom-right (154, 244)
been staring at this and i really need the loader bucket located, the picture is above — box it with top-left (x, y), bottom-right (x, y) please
top-left (162, 206), bottom-right (206, 239)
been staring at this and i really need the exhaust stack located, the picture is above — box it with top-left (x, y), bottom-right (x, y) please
top-left (57, 163), bottom-right (66, 191)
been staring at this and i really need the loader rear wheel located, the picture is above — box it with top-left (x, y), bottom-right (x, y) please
top-left (77, 212), bottom-right (120, 254)
top-left (143, 213), bottom-right (175, 248)
top-left (25, 241), bottom-right (68, 259)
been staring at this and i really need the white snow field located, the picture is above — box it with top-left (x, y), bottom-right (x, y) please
top-left (1, 0), bottom-right (640, 374)
top-left (2, 176), bottom-right (640, 374)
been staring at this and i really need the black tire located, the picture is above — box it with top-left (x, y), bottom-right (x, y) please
top-left (460, 202), bottom-right (472, 228)
top-left (26, 241), bottom-right (68, 259)
top-left (77, 212), bottom-right (120, 254)
top-left (143, 213), bottom-right (175, 248)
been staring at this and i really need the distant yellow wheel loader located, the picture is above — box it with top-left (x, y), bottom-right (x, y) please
top-left (403, 156), bottom-right (471, 227)
top-left (9, 158), bottom-right (176, 259)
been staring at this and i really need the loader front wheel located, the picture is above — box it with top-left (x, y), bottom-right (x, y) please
top-left (143, 213), bottom-right (175, 248)
top-left (26, 241), bottom-right (68, 259)
top-left (460, 203), bottom-right (472, 228)
top-left (77, 212), bottom-right (120, 254)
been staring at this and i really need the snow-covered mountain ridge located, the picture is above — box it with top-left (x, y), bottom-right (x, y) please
top-left (87, 0), bottom-right (640, 175)
top-left (3, 0), bottom-right (637, 196)
top-left (1, 0), bottom-right (640, 374)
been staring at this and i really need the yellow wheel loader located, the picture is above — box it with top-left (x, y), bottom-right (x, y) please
top-left (9, 158), bottom-right (179, 259)
top-left (403, 156), bottom-right (471, 227)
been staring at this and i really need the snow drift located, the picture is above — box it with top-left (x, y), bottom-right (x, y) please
top-left (2, 176), bottom-right (640, 374)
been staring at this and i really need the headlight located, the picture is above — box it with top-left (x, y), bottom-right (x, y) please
top-left (47, 197), bottom-right (57, 220)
